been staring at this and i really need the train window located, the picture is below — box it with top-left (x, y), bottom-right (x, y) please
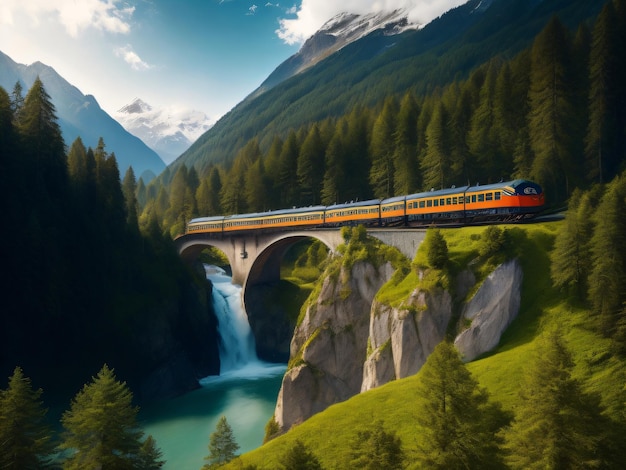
top-left (419, 201), bottom-right (425, 208)
top-left (439, 198), bottom-right (444, 206)
top-left (478, 194), bottom-right (485, 202)
top-left (427, 200), bottom-right (432, 208)
top-left (486, 193), bottom-right (493, 201)
top-left (452, 197), bottom-right (457, 204)
top-left (446, 197), bottom-right (451, 205)
top-left (433, 199), bottom-right (439, 207)
top-left (471, 195), bottom-right (477, 203)
top-left (495, 192), bottom-right (501, 200)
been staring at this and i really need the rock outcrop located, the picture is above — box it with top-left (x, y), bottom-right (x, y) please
top-left (362, 287), bottom-right (452, 391)
top-left (274, 261), bottom-right (394, 431)
top-left (275, 256), bottom-right (523, 431)
top-left (454, 259), bottom-right (523, 361)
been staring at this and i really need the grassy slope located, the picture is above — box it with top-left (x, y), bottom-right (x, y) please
top-left (224, 222), bottom-right (626, 469)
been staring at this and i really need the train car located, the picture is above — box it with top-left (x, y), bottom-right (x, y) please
top-left (324, 199), bottom-right (381, 227)
top-left (380, 195), bottom-right (406, 226)
top-left (404, 185), bottom-right (470, 225)
top-left (223, 205), bottom-right (326, 233)
top-left (187, 215), bottom-right (225, 234)
top-left (463, 179), bottom-right (544, 221)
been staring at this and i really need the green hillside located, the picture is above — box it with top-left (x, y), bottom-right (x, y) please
top-left (221, 221), bottom-right (626, 469)
top-left (174, 0), bottom-right (603, 175)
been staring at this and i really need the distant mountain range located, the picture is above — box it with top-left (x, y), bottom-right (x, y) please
top-left (114, 98), bottom-right (213, 165)
top-left (0, 51), bottom-right (165, 181)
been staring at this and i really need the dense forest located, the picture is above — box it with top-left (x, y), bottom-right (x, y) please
top-left (0, 78), bottom-right (219, 404)
top-left (140, 0), bottom-right (626, 238)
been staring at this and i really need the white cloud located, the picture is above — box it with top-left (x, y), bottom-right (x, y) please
top-left (247, 5), bottom-right (258, 15)
top-left (276, 0), bottom-right (467, 45)
top-left (115, 45), bottom-right (152, 70)
top-left (0, 0), bottom-right (134, 37)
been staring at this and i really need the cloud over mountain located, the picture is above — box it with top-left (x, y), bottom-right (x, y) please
top-left (277, 0), bottom-right (467, 44)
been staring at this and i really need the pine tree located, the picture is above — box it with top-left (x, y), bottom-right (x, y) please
top-left (122, 166), bottom-right (139, 231)
top-left (137, 435), bottom-right (165, 470)
top-left (280, 440), bottom-right (323, 470)
top-left (369, 97), bottom-right (398, 198)
top-left (585, 0), bottom-right (626, 184)
top-left (203, 415), bottom-right (239, 469)
top-left (59, 364), bottom-right (144, 470)
top-left (414, 342), bottom-right (509, 469)
top-left (0, 367), bottom-right (53, 469)
top-left (278, 131), bottom-right (300, 207)
top-left (527, 16), bottom-right (576, 202)
top-left (348, 420), bottom-right (404, 470)
top-left (502, 330), bottom-right (612, 469)
top-left (297, 124), bottom-right (326, 205)
top-left (421, 102), bottom-right (451, 191)
top-left (550, 188), bottom-right (595, 299)
top-left (393, 92), bottom-right (420, 195)
top-left (588, 174), bottom-right (626, 337)
top-left (423, 228), bottom-right (448, 269)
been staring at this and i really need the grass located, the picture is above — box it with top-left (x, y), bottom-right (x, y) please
top-left (222, 221), bottom-right (626, 469)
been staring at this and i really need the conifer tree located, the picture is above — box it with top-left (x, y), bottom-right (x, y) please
top-left (585, 0), bottom-right (626, 184)
top-left (122, 166), bottom-right (139, 231)
top-left (196, 165), bottom-right (222, 215)
top-left (245, 157), bottom-right (271, 212)
top-left (280, 440), bottom-right (323, 470)
top-left (550, 188), bottom-right (595, 299)
top-left (588, 174), bottom-right (626, 337)
top-left (277, 131), bottom-right (300, 207)
top-left (203, 415), bottom-right (239, 469)
top-left (502, 330), bottom-right (612, 469)
top-left (60, 364), bottom-right (145, 470)
top-left (10, 81), bottom-right (24, 118)
top-left (0, 367), bottom-right (53, 469)
top-left (297, 124), bottom-right (326, 205)
top-left (321, 121), bottom-right (348, 205)
top-left (393, 92), bottom-right (420, 195)
top-left (421, 102), bottom-right (451, 191)
top-left (527, 16), bottom-right (576, 201)
top-left (423, 228), bottom-right (448, 269)
top-left (414, 342), bottom-right (509, 469)
top-left (137, 435), bottom-right (165, 469)
top-left (370, 97), bottom-right (398, 198)
top-left (348, 420), bottom-right (404, 470)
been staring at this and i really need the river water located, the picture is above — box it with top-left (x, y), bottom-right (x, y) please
top-left (140, 266), bottom-right (286, 469)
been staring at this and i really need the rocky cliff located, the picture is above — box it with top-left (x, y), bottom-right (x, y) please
top-left (275, 253), bottom-right (523, 431)
top-left (274, 261), bottom-right (395, 430)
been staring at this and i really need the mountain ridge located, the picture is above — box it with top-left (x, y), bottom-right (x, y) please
top-left (114, 97), bottom-right (213, 165)
top-left (0, 51), bottom-right (166, 181)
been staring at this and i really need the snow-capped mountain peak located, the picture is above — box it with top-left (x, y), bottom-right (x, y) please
top-left (115, 99), bottom-right (213, 165)
top-left (253, 9), bottom-right (419, 96)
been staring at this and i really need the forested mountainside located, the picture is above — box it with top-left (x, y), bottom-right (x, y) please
top-left (142, 0), bottom-right (624, 239)
top-left (171, 0), bottom-right (603, 174)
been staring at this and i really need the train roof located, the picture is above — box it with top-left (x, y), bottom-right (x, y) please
top-left (325, 199), bottom-right (381, 210)
top-left (188, 215), bottom-right (225, 224)
top-left (403, 185), bottom-right (470, 201)
top-left (227, 205), bottom-right (327, 220)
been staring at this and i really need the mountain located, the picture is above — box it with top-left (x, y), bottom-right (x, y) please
top-left (114, 98), bottom-right (213, 165)
top-left (0, 51), bottom-right (165, 181)
top-left (173, 0), bottom-right (604, 175)
top-left (249, 9), bottom-right (419, 99)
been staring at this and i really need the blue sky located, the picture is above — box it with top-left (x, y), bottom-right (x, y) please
top-left (0, 0), bottom-right (464, 121)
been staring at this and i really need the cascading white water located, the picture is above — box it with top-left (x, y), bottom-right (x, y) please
top-left (205, 265), bottom-right (257, 371)
top-left (201, 265), bottom-right (285, 382)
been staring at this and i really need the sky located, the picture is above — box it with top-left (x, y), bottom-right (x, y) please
top-left (0, 0), bottom-right (466, 121)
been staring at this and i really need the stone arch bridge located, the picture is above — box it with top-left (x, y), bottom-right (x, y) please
top-left (175, 228), bottom-right (425, 290)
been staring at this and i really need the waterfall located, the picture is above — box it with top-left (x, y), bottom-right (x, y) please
top-left (205, 265), bottom-right (258, 372)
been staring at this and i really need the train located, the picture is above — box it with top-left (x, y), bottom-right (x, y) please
top-left (186, 179), bottom-right (545, 235)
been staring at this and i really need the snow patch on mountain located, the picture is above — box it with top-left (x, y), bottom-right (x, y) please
top-left (115, 98), bottom-right (214, 164)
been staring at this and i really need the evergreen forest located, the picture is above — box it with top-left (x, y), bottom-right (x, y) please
top-left (0, 78), bottom-right (219, 405)
top-left (140, 0), bottom-right (626, 238)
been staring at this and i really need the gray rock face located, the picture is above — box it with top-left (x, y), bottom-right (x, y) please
top-left (454, 259), bottom-right (523, 361)
top-left (275, 257), bottom-right (523, 431)
top-left (361, 288), bottom-right (452, 392)
top-left (274, 261), bottom-right (394, 431)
